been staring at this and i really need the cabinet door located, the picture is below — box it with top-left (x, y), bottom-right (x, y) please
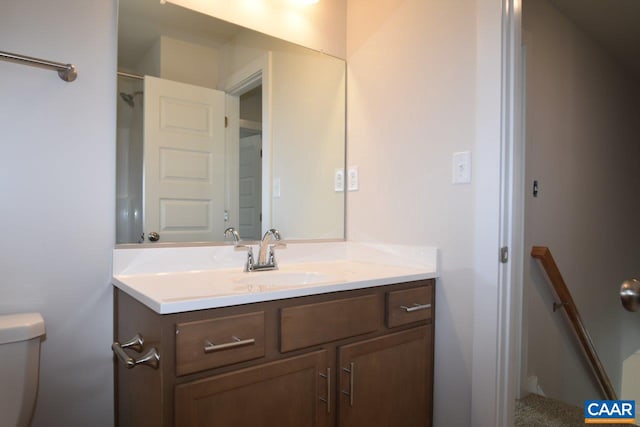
top-left (337, 326), bottom-right (433, 427)
top-left (175, 350), bottom-right (332, 427)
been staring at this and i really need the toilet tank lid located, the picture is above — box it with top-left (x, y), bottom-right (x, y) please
top-left (0, 313), bottom-right (45, 344)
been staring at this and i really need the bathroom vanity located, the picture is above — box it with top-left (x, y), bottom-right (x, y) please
top-left (112, 243), bottom-right (437, 427)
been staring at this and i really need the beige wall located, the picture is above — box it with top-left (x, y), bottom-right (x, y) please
top-left (165, 0), bottom-right (347, 59)
top-left (159, 36), bottom-right (220, 89)
top-left (221, 30), bottom-right (346, 240)
top-left (347, 0), bottom-right (477, 424)
top-left (523, 0), bottom-right (640, 406)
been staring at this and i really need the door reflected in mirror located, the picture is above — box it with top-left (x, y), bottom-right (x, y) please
top-left (116, 0), bottom-right (346, 245)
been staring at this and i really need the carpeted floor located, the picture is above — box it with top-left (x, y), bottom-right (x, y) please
top-left (515, 394), bottom-right (636, 427)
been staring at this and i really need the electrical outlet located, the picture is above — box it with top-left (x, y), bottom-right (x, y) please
top-left (334, 169), bottom-right (345, 192)
top-left (452, 151), bottom-right (471, 184)
top-left (348, 167), bottom-right (359, 191)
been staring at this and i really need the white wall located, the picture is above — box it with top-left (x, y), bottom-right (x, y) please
top-left (0, 0), bottom-right (116, 426)
top-left (523, 0), bottom-right (640, 406)
top-left (346, 0), bottom-right (478, 425)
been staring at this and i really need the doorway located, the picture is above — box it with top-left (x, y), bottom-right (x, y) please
top-left (518, 0), bottom-right (640, 412)
top-left (238, 86), bottom-right (263, 241)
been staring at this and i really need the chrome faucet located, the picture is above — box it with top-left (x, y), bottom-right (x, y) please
top-left (225, 227), bottom-right (286, 272)
top-left (256, 229), bottom-right (284, 269)
top-left (223, 227), bottom-right (240, 243)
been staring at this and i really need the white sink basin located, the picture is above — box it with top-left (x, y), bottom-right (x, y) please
top-left (234, 271), bottom-right (332, 291)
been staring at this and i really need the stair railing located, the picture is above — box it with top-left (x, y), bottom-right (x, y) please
top-left (531, 246), bottom-right (617, 400)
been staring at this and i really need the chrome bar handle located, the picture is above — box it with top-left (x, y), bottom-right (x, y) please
top-left (204, 336), bottom-right (255, 353)
top-left (400, 303), bottom-right (432, 313)
top-left (112, 335), bottom-right (160, 370)
top-left (319, 368), bottom-right (331, 413)
top-left (341, 362), bottom-right (355, 407)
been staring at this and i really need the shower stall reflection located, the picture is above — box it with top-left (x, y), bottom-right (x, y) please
top-left (116, 76), bottom-right (144, 243)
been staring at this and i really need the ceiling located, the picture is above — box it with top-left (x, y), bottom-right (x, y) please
top-left (548, 0), bottom-right (640, 77)
top-left (118, 0), bottom-right (242, 70)
top-left (120, 0), bottom-right (640, 77)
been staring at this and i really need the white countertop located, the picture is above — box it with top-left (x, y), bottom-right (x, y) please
top-left (113, 242), bottom-right (438, 314)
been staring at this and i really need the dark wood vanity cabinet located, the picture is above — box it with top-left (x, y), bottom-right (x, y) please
top-left (114, 279), bottom-right (435, 427)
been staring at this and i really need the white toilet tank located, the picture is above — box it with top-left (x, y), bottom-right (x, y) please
top-left (0, 313), bottom-right (45, 427)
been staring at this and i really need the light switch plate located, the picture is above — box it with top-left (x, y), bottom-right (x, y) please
top-left (452, 151), bottom-right (471, 184)
top-left (334, 169), bottom-right (344, 192)
top-left (348, 167), bottom-right (359, 191)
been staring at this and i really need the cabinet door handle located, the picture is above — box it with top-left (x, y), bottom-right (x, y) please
top-left (319, 367), bottom-right (331, 413)
top-left (341, 362), bottom-right (355, 407)
top-left (112, 337), bottom-right (160, 370)
top-left (203, 336), bottom-right (255, 353)
top-left (400, 303), bottom-right (431, 312)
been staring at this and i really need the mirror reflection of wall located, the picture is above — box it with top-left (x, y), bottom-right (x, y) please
top-left (116, 0), bottom-right (345, 245)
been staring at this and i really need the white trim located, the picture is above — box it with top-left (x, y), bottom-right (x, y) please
top-left (472, 0), bottom-right (503, 425)
top-left (495, 0), bottom-right (524, 425)
top-left (224, 94), bottom-right (240, 231)
top-left (221, 53), bottom-right (273, 237)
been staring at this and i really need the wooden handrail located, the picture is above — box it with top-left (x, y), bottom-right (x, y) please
top-left (531, 246), bottom-right (617, 400)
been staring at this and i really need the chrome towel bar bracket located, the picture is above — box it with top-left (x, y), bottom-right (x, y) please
top-left (0, 50), bottom-right (77, 82)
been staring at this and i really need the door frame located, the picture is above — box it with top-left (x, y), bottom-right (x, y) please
top-left (472, 0), bottom-right (524, 426)
top-left (222, 53), bottom-right (273, 239)
top-left (496, 0), bottom-right (525, 425)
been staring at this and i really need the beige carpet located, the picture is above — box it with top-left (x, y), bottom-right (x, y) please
top-left (515, 394), bottom-right (635, 427)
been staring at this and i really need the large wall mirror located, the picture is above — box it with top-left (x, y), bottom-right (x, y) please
top-left (116, 0), bottom-right (346, 245)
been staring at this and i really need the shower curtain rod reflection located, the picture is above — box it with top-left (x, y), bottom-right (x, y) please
top-left (0, 50), bottom-right (77, 82)
top-left (117, 71), bottom-right (144, 80)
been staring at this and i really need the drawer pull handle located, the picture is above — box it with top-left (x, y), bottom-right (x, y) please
top-left (341, 362), bottom-right (355, 407)
top-left (400, 303), bottom-right (431, 313)
top-left (319, 367), bottom-right (331, 413)
top-left (204, 336), bottom-right (256, 353)
top-left (112, 334), bottom-right (160, 370)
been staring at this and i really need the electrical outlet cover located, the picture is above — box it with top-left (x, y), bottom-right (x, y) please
top-left (348, 167), bottom-right (359, 191)
top-left (334, 169), bottom-right (345, 192)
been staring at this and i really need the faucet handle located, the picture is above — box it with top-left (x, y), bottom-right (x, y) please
top-left (233, 245), bottom-right (254, 272)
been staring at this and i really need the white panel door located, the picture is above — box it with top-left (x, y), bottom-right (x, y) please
top-left (144, 76), bottom-right (226, 242)
top-left (238, 134), bottom-right (262, 240)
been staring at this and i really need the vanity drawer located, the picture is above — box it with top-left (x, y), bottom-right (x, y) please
top-left (175, 312), bottom-right (265, 376)
top-left (280, 294), bottom-right (380, 352)
top-left (386, 285), bottom-right (433, 328)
